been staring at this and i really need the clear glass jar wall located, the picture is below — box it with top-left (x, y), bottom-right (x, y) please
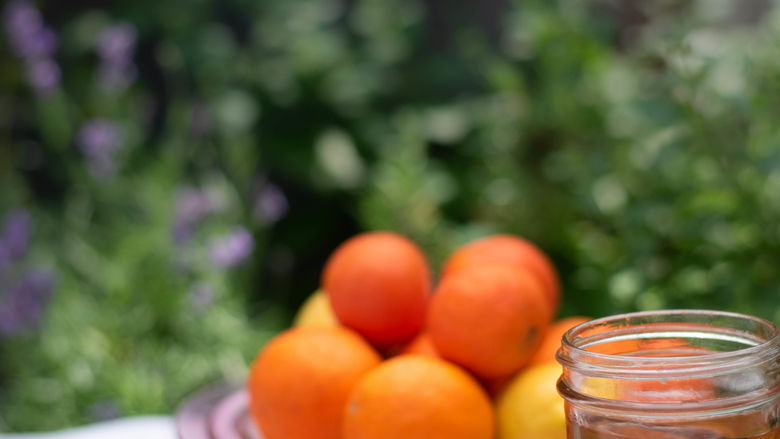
top-left (557, 310), bottom-right (780, 439)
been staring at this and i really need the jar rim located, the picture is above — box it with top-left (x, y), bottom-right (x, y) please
top-left (558, 309), bottom-right (780, 379)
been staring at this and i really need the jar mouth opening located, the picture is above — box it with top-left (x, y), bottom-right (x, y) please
top-left (558, 309), bottom-right (780, 378)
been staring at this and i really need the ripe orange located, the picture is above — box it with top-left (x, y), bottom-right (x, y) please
top-left (529, 316), bottom-right (591, 366)
top-left (343, 355), bottom-right (494, 439)
top-left (247, 327), bottom-right (381, 439)
top-left (441, 234), bottom-right (560, 315)
top-left (401, 332), bottom-right (441, 358)
top-left (427, 263), bottom-right (551, 379)
top-left (322, 232), bottom-right (431, 348)
top-left (480, 374), bottom-right (513, 399)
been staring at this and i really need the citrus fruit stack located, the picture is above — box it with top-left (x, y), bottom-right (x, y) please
top-left (247, 231), bottom-right (590, 439)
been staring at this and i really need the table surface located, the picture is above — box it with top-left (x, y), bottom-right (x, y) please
top-left (0, 416), bottom-right (177, 439)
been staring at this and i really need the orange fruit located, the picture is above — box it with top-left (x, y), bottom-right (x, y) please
top-left (322, 232), bottom-right (431, 348)
top-left (529, 316), bottom-right (591, 366)
top-left (247, 327), bottom-right (381, 439)
top-left (293, 289), bottom-right (339, 328)
top-left (441, 234), bottom-right (560, 315)
top-left (343, 355), bottom-right (494, 439)
top-left (480, 374), bottom-right (513, 399)
top-left (401, 332), bottom-right (441, 358)
top-left (427, 263), bottom-right (551, 379)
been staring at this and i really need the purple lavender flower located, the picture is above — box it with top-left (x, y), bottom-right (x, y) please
top-left (172, 187), bottom-right (216, 244)
top-left (96, 23), bottom-right (137, 91)
top-left (3, 0), bottom-right (43, 56)
top-left (209, 226), bottom-right (254, 269)
top-left (3, 0), bottom-right (60, 95)
top-left (3, 0), bottom-right (41, 33)
top-left (26, 57), bottom-right (60, 95)
top-left (12, 25), bottom-right (57, 59)
top-left (253, 182), bottom-right (289, 224)
top-left (176, 189), bottom-right (214, 223)
top-left (171, 222), bottom-right (192, 245)
top-left (2, 208), bottom-right (32, 260)
top-left (0, 270), bottom-right (54, 338)
top-left (97, 24), bottom-right (136, 65)
top-left (25, 26), bottom-right (56, 57)
top-left (76, 119), bottom-right (121, 179)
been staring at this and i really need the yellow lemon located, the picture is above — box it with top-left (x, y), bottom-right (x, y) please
top-left (293, 290), bottom-right (339, 328)
top-left (496, 362), bottom-right (566, 439)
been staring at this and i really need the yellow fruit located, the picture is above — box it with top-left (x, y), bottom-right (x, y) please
top-left (495, 362), bottom-right (566, 439)
top-left (580, 376), bottom-right (619, 400)
top-left (293, 290), bottom-right (339, 328)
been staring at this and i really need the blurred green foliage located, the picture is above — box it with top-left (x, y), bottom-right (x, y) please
top-left (1, 0), bottom-right (780, 432)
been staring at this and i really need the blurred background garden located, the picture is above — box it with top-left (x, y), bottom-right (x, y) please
top-left (2, 0), bottom-right (780, 432)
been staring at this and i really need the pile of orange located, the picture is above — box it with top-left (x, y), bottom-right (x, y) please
top-left (247, 231), bottom-right (590, 439)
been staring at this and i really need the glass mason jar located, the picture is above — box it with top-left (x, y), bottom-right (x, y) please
top-left (557, 310), bottom-right (780, 439)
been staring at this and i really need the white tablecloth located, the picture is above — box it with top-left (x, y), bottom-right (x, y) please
top-left (0, 416), bottom-right (176, 439)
